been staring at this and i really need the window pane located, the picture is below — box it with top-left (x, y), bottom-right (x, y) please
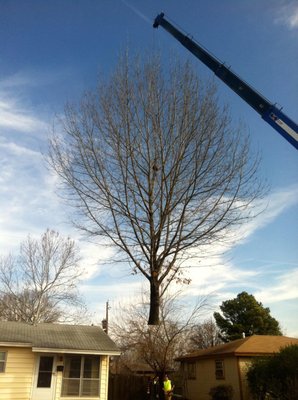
top-left (37, 357), bottom-right (53, 388)
top-left (62, 355), bottom-right (100, 397)
top-left (63, 356), bottom-right (82, 396)
top-left (61, 379), bottom-right (80, 396)
top-left (82, 379), bottom-right (100, 396)
top-left (0, 352), bottom-right (6, 373)
top-left (39, 356), bottom-right (53, 372)
top-left (64, 356), bottom-right (81, 378)
top-left (70, 356), bottom-right (81, 378)
top-left (37, 372), bottom-right (52, 387)
top-left (215, 360), bottom-right (225, 379)
top-left (83, 357), bottom-right (99, 379)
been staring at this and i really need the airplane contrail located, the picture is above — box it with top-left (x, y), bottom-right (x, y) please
top-left (121, 0), bottom-right (152, 25)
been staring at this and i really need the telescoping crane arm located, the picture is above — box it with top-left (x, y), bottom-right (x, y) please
top-left (153, 13), bottom-right (298, 150)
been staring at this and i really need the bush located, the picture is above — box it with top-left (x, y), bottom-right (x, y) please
top-left (247, 344), bottom-right (298, 400)
top-left (209, 384), bottom-right (233, 400)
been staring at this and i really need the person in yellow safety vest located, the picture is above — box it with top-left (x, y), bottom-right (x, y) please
top-left (163, 374), bottom-right (174, 400)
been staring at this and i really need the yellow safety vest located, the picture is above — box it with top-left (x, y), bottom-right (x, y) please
top-left (164, 379), bottom-right (172, 392)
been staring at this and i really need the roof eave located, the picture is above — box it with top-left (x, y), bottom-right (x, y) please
top-left (176, 351), bottom-right (277, 362)
top-left (0, 341), bottom-right (32, 348)
top-left (32, 347), bottom-right (121, 356)
top-left (0, 342), bottom-right (120, 356)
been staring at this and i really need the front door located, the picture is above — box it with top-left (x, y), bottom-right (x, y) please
top-left (32, 355), bottom-right (56, 400)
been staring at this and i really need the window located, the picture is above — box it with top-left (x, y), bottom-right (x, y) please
top-left (37, 356), bottom-right (54, 388)
top-left (62, 355), bottom-right (100, 397)
top-left (215, 360), bottom-right (225, 379)
top-left (0, 352), bottom-right (7, 373)
top-left (187, 362), bottom-right (196, 379)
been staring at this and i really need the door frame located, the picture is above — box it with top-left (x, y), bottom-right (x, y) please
top-left (31, 353), bottom-right (57, 400)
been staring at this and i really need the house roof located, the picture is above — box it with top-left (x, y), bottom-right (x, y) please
top-left (128, 362), bottom-right (154, 374)
top-left (0, 321), bottom-right (120, 355)
top-left (177, 335), bottom-right (298, 361)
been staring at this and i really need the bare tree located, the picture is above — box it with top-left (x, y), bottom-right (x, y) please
top-left (189, 317), bottom-right (223, 350)
top-left (109, 290), bottom-right (208, 378)
top-left (0, 229), bottom-right (84, 324)
top-left (49, 55), bottom-right (265, 324)
top-left (0, 290), bottom-right (62, 323)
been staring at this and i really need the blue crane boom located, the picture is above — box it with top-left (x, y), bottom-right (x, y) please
top-left (153, 13), bottom-right (298, 150)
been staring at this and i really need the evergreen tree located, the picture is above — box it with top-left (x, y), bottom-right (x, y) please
top-left (214, 291), bottom-right (282, 341)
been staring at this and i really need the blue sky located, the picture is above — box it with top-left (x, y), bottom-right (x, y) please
top-left (0, 0), bottom-right (297, 335)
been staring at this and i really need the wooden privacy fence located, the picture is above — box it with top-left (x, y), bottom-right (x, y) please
top-left (108, 374), bottom-right (149, 400)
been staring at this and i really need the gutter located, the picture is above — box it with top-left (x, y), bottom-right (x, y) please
top-left (32, 347), bottom-right (121, 356)
top-left (0, 341), bottom-right (120, 356)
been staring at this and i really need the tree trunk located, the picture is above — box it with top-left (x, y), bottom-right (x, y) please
top-left (148, 277), bottom-right (160, 325)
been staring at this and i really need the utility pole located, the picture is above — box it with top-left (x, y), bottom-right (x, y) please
top-left (102, 300), bottom-right (110, 334)
top-left (105, 300), bottom-right (109, 334)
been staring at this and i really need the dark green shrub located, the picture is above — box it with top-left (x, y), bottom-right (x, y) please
top-left (209, 384), bottom-right (233, 400)
top-left (246, 357), bottom-right (271, 400)
top-left (247, 344), bottom-right (298, 400)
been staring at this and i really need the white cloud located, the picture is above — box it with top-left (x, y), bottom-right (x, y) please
top-left (0, 68), bottom-right (72, 91)
top-left (234, 185), bottom-right (298, 244)
top-left (181, 185), bottom-right (298, 270)
top-left (79, 280), bottom-right (144, 323)
top-left (255, 268), bottom-right (298, 303)
top-left (176, 185), bottom-right (298, 316)
top-left (0, 139), bottom-right (40, 157)
top-left (0, 69), bottom-right (69, 136)
top-left (290, 12), bottom-right (298, 28)
top-left (274, 1), bottom-right (298, 30)
top-left (0, 97), bottom-right (47, 133)
top-left (78, 241), bottom-right (115, 280)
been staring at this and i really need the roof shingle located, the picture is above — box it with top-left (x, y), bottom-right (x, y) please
top-left (0, 321), bottom-right (120, 354)
top-left (177, 335), bottom-right (298, 361)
